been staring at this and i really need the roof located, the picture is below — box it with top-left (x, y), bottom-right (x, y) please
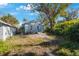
top-left (0, 20), bottom-right (17, 28)
top-left (22, 20), bottom-right (42, 25)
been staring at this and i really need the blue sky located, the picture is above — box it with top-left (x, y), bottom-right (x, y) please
top-left (0, 3), bottom-right (40, 23)
top-left (0, 3), bottom-right (79, 23)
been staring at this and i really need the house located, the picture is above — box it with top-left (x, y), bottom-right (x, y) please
top-left (0, 20), bottom-right (17, 41)
top-left (22, 20), bottom-right (44, 34)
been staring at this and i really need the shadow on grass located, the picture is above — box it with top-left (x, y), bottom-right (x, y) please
top-left (3, 35), bottom-right (79, 56)
top-left (36, 36), bottom-right (63, 47)
top-left (3, 51), bottom-right (50, 56)
top-left (3, 51), bottom-right (36, 56)
top-left (2, 38), bottom-right (61, 56)
top-left (34, 36), bottom-right (79, 56)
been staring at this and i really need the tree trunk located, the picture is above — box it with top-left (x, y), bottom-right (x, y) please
top-left (49, 18), bottom-right (53, 31)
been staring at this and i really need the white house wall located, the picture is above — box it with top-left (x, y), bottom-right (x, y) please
top-left (31, 23), bottom-right (38, 33)
top-left (24, 22), bottom-right (45, 33)
top-left (11, 27), bottom-right (16, 35)
top-left (0, 25), bottom-right (16, 40)
top-left (35, 23), bottom-right (44, 32)
top-left (3, 26), bottom-right (11, 40)
top-left (25, 24), bottom-right (31, 33)
top-left (0, 24), bottom-right (4, 40)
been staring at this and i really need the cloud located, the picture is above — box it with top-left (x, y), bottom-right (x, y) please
top-left (16, 4), bottom-right (32, 11)
top-left (25, 4), bottom-right (32, 10)
top-left (30, 13), bottom-right (34, 15)
top-left (28, 11), bottom-right (39, 16)
top-left (0, 3), bottom-right (8, 8)
top-left (10, 12), bottom-right (17, 15)
top-left (29, 12), bottom-right (39, 16)
top-left (16, 5), bottom-right (25, 11)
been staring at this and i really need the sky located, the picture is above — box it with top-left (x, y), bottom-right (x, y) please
top-left (0, 3), bottom-right (40, 24)
top-left (0, 3), bottom-right (79, 24)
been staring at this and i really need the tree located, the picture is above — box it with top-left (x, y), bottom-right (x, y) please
top-left (60, 8), bottom-right (79, 21)
top-left (33, 3), bottom-right (70, 30)
top-left (23, 18), bottom-right (29, 23)
top-left (0, 14), bottom-right (19, 26)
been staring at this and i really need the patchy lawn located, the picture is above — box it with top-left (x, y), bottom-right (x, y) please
top-left (0, 33), bottom-right (64, 56)
top-left (1, 33), bottom-right (78, 56)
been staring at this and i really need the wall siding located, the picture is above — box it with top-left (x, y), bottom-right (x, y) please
top-left (0, 24), bottom-right (4, 40)
top-left (0, 24), bottom-right (16, 40)
top-left (24, 22), bottom-right (44, 33)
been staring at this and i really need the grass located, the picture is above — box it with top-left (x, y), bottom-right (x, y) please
top-left (44, 33), bottom-right (79, 56)
top-left (0, 41), bottom-right (12, 54)
top-left (55, 39), bottom-right (79, 56)
top-left (0, 34), bottom-right (56, 56)
top-left (0, 34), bottom-right (79, 56)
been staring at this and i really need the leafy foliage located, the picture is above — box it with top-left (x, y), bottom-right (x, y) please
top-left (60, 8), bottom-right (79, 21)
top-left (56, 48), bottom-right (74, 56)
top-left (0, 14), bottom-right (19, 26)
top-left (34, 4), bottom-right (70, 29)
top-left (55, 39), bottom-right (79, 56)
top-left (53, 19), bottom-right (79, 42)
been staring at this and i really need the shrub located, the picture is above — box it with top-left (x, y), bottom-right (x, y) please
top-left (56, 48), bottom-right (74, 56)
top-left (44, 27), bottom-right (53, 33)
top-left (56, 40), bottom-right (79, 56)
top-left (74, 50), bottom-right (79, 56)
top-left (53, 19), bottom-right (79, 42)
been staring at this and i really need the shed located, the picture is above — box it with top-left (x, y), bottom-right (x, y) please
top-left (22, 20), bottom-right (44, 34)
top-left (0, 20), bottom-right (17, 40)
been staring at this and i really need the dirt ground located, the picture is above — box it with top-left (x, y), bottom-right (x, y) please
top-left (0, 33), bottom-right (63, 56)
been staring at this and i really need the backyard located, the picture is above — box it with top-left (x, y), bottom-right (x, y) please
top-left (0, 3), bottom-right (79, 56)
top-left (0, 32), bottom-right (65, 56)
top-left (0, 32), bottom-right (79, 56)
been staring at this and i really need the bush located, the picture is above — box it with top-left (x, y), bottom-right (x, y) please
top-left (44, 27), bottom-right (53, 33)
top-left (53, 19), bottom-right (79, 42)
top-left (56, 40), bottom-right (79, 56)
top-left (74, 50), bottom-right (79, 56)
top-left (56, 48), bottom-right (74, 56)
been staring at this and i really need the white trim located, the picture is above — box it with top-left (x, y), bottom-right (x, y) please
top-left (3, 26), bottom-right (6, 41)
top-left (0, 20), bottom-right (17, 28)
